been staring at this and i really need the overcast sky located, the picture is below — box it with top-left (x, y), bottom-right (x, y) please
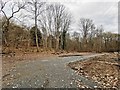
top-left (61, 1), bottom-right (118, 33)
top-left (2, 0), bottom-right (119, 33)
top-left (51, 0), bottom-right (118, 33)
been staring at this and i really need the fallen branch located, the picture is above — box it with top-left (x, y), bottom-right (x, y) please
top-left (59, 54), bottom-right (82, 57)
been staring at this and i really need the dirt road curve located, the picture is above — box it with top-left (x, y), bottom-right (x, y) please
top-left (2, 53), bottom-right (105, 88)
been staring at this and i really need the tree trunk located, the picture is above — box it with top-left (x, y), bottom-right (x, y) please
top-left (83, 38), bottom-right (87, 51)
top-left (56, 35), bottom-right (59, 52)
top-left (48, 36), bottom-right (52, 49)
top-left (35, 2), bottom-right (39, 52)
top-left (62, 31), bottom-right (66, 50)
top-left (44, 37), bottom-right (47, 49)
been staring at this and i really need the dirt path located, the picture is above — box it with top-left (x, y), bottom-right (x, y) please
top-left (2, 53), bottom-right (105, 88)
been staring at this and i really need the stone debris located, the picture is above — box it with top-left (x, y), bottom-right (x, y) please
top-left (68, 53), bottom-right (119, 89)
top-left (75, 80), bottom-right (89, 88)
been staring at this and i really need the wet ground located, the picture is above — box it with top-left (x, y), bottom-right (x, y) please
top-left (2, 53), bottom-right (105, 88)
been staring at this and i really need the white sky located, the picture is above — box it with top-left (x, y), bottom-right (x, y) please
top-left (62, 2), bottom-right (118, 34)
top-left (1, 0), bottom-right (119, 33)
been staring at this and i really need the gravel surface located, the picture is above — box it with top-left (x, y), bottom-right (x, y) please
top-left (2, 53), bottom-right (105, 88)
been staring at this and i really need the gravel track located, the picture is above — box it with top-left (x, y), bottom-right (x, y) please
top-left (2, 53), bottom-right (105, 88)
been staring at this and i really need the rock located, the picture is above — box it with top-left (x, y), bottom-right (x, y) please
top-left (94, 86), bottom-right (97, 88)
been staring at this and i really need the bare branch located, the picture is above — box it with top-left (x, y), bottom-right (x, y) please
top-left (0, 1), bottom-right (7, 10)
top-left (0, 0), bottom-right (8, 19)
top-left (9, 2), bottom-right (25, 20)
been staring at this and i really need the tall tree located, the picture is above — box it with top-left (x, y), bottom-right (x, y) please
top-left (26, 0), bottom-right (45, 52)
top-left (38, 4), bottom-right (53, 49)
top-left (51, 3), bottom-right (65, 51)
top-left (61, 12), bottom-right (71, 50)
top-left (39, 3), bottom-right (72, 51)
top-left (78, 18), bottom-right (94, 51)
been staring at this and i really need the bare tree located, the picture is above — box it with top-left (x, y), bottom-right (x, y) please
top-left (87, 24), bottom-right (96, 51)
top-left (50, 3), bottom-right (66, 51)
top-left (61, 12), bottom-right (71, 50)
top-left (26, 0), bottom-right (45, 52)
top-left (38, 4), bottom-right (53, 49)
top-left (95, 25), bottom-right (104, 52)
top-left (39, 3), bottom-right (70, 51)
top-left (0, 0), bottom-right (26, 46)
top-left (78, 18), bottom-right (94, 50)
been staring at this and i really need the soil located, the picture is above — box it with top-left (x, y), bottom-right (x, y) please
top-left (68, 53), bottom-right (120, 89)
